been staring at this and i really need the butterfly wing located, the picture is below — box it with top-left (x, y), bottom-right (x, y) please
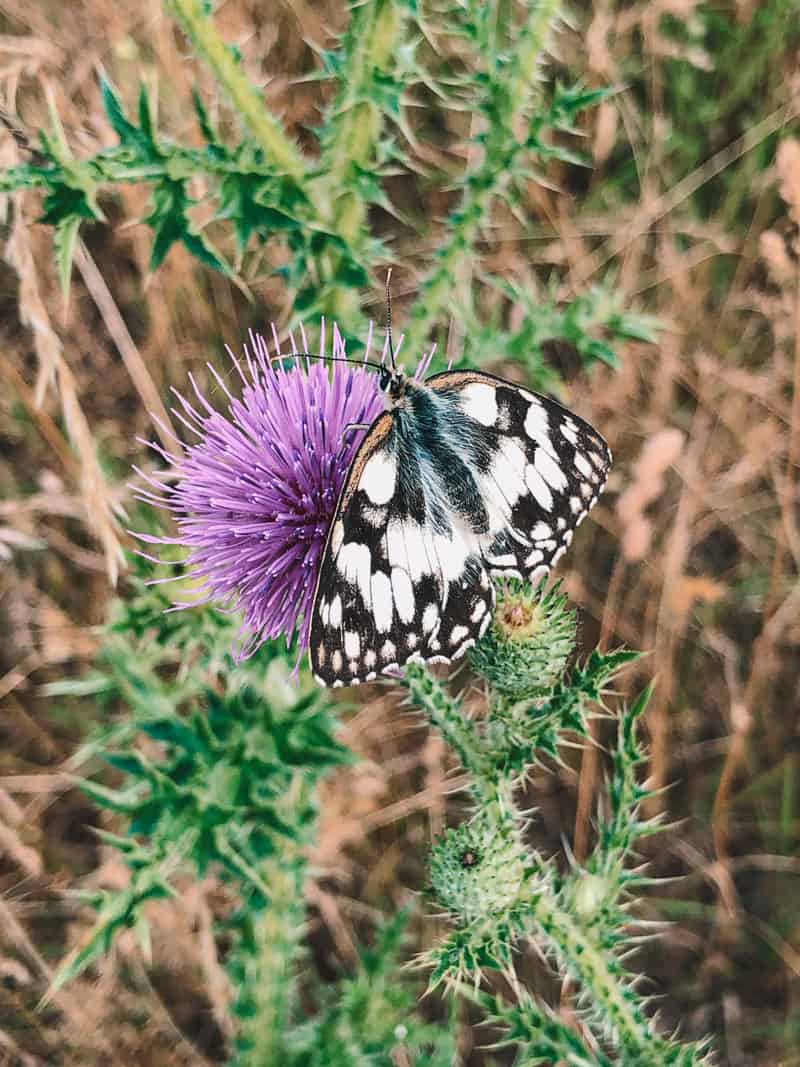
top-left (425, 369), bottom-right (611, 581)
top-left (309, 409), bottom-right (495, 688)
top-left (310, 370), bottom-right (610, 688)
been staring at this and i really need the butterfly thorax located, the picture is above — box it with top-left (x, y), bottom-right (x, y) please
top-left (378, 364), bottom-right (412, 407)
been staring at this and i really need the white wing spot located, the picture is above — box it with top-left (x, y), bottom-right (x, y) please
top-left (461, 382), bottom-right (498, 426)
top-left (360, 451), bottom-right (396, 505)
top-left (317, 643), bottom-right (326, 666)
top-left (561, 418), bottom-right (579, 445)
top-left (380, 639), bottom-right (396, 661)
top-left (531, 522), bottom-right (552, 541)
top-left (487, 552), bottom-right (517, 567)
top-left (331, 650), bottom-right (343, 674)
top-left (407, 632), bottom-right (418, 649)
top-left (570, 496), bottom-right (582, 514)
top-left (524, 400), bottom-right (550, 445)
top-left (535, 448), bottom-right (569, 492)
top-left (422, 603), bottom-right (439, 633)
top-left (387, 520), bottom-right (430, 582)
top-left (493, 437), bottom-right (528, 506)
top-left (331, 520), bottom-right (345, 554)
top-left (391, 567), bottom-right (415, 624)
top-left (525, 547), bottom-right (544, 568)
top-left (344, 631), bottom-right (360, 659)
top-left (337, 542), bottom-right (372, 601)
top-left (450, 625), bottom-right (469, 646)
top-left (470, 600), bottom-right (487, 623)
top-left (524, 464), bottom-right (554, 511)
top-left (362, 505), bottom-right (387, 527)
top-left (329, 595), bottom-right (342, 628)
top-left (574, 452), bottom-right (593, 480)
top-left (365, 650), bottom-right (377, 669)
top-left (371, 572), bottom-right (393, 633)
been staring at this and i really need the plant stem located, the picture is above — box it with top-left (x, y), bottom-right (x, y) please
top-left (236, 855), bottom-right (305, 1067)
top-left (319, 0), bottom-right (406, 242)
top-left (404, 0), bottom-right (562, 358)
top-left (164, 0), bottom-right (307, 182)
top-left (310, 0), bottom-right (408, 326)
top-left (402, 661), bottom-right (493, 790)
top-left (230, 776), bottom-right (311, 1067)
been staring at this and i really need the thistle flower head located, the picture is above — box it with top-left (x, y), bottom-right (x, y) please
top-left (134, 323), bottom-right (395, 659)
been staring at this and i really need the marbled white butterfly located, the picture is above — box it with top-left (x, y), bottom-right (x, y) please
top-left (309, 334), bottom-right (611, 688)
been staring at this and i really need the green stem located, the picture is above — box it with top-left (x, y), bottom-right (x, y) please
top-left (470, 987), bottom-right (615, 1067)
top-left (404, 0), bottom-right (562, 359)
top-left (230, 777), bottom-right (312, 1067)
top-left (235, 855), bottom-right (305, 1067)
top-left (164, 0), bottom-right (307, 182)
top-left (319, 0), bottom-right (406, 242)
top-left (310, 0), bottom-right (408, 326)
top-left (402, 662), bottom-right (493, 790)
top-left (529, 887), bottom-right (709, 1065)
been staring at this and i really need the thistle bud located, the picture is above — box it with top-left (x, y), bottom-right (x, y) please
top-left (469, 581), bottom-right (577, 700)
top-left (429, 811), bottom-right (527, 923)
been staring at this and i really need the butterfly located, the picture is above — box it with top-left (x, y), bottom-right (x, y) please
top-left (309, 358), bottom-right (611, 688)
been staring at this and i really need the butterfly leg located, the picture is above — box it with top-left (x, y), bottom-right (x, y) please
top-left (342, 422), bottom-right (372, 441)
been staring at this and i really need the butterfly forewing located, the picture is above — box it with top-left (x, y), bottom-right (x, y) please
top-left (310, 370), bottom-right (610, 687)
top-left (426, 370), bottom-right (611, 581)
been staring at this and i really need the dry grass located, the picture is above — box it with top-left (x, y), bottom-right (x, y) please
top-left (0, 1), bottom-right (799, 1064)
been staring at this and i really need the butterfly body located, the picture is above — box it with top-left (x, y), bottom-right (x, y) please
top-left (310, 364), bottom-right (610, 688)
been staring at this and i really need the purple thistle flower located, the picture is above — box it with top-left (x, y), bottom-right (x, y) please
top-left (133, 322), bottom-right (407, 661)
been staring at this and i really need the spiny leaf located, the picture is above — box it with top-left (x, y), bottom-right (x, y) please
top-left (53, 214), bottom-right (82, 300)
top-left (147, 178), bottom-right (232, 275)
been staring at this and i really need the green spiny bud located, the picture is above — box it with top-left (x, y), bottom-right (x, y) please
top-left (469, 580), bottom-right (577, 700)
top-left (429, 809), bottom-right (528, 923)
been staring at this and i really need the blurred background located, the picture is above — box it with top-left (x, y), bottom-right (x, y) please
top-left (0, 1), bottom-right (799, 1064)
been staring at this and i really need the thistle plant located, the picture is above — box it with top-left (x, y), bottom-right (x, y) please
top-left (406, 593), bottom-right (714, 1065)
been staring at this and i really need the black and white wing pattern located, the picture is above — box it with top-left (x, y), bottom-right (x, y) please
top-left (309, 410), bottom-right (496, 688)
top-left (309, 370), bottom-right (610, 688)
top-left (425, 370), bottom-right (611, 581)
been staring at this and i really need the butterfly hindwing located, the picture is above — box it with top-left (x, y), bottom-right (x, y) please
top-left (309, 411), bottom-right (495, 688)
top-left (310, 369), bottom-right (611, 687)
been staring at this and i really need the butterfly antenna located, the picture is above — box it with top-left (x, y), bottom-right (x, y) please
top-left (386, 268), bottom-right (396, 370)
top-left (269, 351), bottom-right (384, 372)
